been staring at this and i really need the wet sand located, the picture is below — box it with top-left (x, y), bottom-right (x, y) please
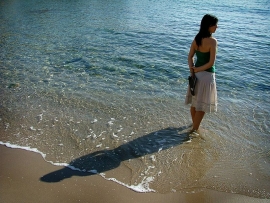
top-left (0, 145), bottom-right (269, 203)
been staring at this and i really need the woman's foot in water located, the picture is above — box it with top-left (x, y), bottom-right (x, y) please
top-left (189, 129), bottom-right (200, 138)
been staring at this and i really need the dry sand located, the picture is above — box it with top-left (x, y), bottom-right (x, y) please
top-left (0, 145), bottom-right (269, 203)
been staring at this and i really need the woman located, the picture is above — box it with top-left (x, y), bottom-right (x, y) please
top-left (185, 14), bottom-right (218, 135)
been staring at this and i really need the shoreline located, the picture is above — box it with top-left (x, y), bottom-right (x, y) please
top-left (0, 145), bottom-right (269, 203)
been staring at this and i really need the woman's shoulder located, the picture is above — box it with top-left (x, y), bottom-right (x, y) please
top-left (204, 37), bottom-right (217, 42)
top-left (205, 37), bottom-right (217, 45)
top-left (191, 39), bottom-right (198, 49)
top-left (201, 38), bottom-right (217, 51)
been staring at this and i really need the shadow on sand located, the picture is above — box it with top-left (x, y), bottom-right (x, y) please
top-left (40, 125), bottom-right (191, 183)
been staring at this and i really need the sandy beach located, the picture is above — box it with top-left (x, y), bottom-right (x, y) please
top-left (0, 145), bottom-right (269, 203)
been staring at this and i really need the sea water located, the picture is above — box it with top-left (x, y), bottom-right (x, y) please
top-left (0, 0), bottom-right (269, 198)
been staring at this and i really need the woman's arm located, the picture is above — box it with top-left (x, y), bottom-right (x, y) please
top-left (188, 40), bottom-right (196, 73)
top-left (193, 38), bottom-right (217, 72)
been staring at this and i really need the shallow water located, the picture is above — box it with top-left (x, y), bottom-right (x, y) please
top-left (0, 0), bottom-right (269, 198)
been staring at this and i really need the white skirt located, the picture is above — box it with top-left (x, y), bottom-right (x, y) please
top-left (185, 71), bottom-right (217, 113)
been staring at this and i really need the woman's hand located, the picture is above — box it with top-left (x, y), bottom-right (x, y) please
top-left (191, 66), bottom-right (197, 73)
top-left (192, 66), bottom-right (201, 73)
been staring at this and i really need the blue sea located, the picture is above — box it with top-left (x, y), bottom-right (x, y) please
top-left (0, 0), bottom-right (269, 198)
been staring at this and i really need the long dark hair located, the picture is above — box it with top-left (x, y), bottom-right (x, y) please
top-left (195, 14), bottom-right (218, 47)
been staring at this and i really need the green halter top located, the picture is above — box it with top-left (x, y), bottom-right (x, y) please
top-left (195, 51), bottom-right (215, 73)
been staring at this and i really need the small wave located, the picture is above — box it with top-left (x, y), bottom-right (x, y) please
top-left (0, 141), bottom-right (68, 167)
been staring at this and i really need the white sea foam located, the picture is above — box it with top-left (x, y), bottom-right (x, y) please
top-left (150, 155), bottom-right (156, 162)
top-left (4, 123), bottom-right (10, 130)
top-left (108, 118), bottom-right (115, 126)
top-left (29, 126), bottom-right (36, 131)
top-left (108, 121), bottom-right (114, 125)
top-left (91, 119), bottom-right (98, 124)
top-left (0, 141), bottom-right (68, 167)
top-left (100, 173), bottom-right (155, 193)
top-left (112, 133), bottom-right (118, 138)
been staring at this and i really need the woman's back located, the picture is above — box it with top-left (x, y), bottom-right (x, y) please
top-left (195, 37), bottom-right (215, 53)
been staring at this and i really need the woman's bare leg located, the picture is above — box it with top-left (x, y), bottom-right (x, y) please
top-left (190, 107), bottom-right (205, 131)
top-left (190, 107), bottom-right (196, 124)
top-left (193, 111), bottom-right (205, 131)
